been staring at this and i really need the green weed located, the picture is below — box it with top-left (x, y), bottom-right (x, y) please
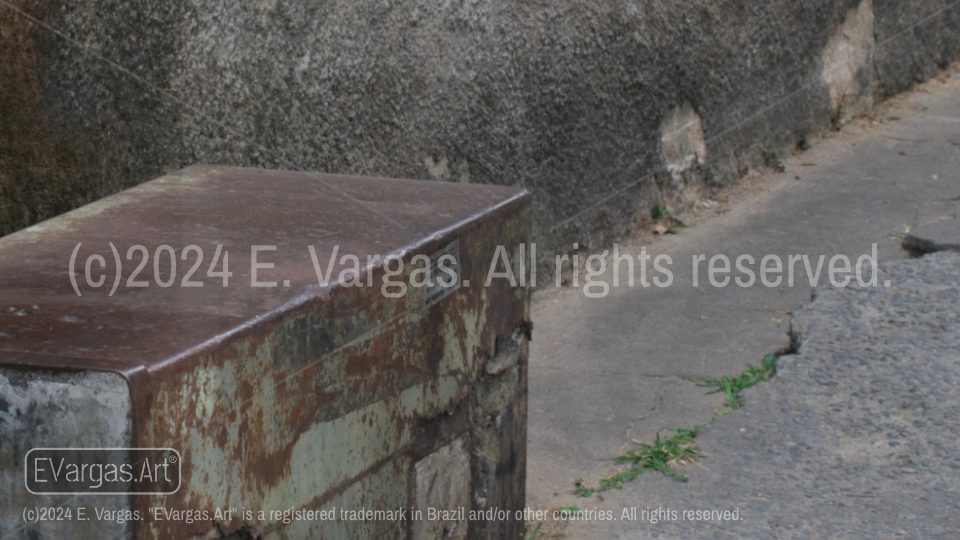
top-left (700, 354), bottom-right (778, 410)
top-left (574, 426), bottom-right (704, 497)
top-left (651, 203), bottom-right (689, 228)
top-left (761, 150), bottom-right (788, 172)
top-left (574, 355), bottom-right (780, 497)
top-left (573, 484), bottom-right (594, 497)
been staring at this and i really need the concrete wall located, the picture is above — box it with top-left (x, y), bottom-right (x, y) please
top-left (2, 0), bottom-right (960, 273)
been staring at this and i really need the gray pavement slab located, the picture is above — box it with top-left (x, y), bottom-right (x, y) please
top-left (561, 252), bottom-right (960, 539)
top-left (526, 72), bottom-right (960, 535)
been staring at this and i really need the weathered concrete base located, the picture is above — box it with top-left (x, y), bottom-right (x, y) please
top-left (470, 333), bottom-right (528, 540)
top-left (413, 435), bottom-right (471, 540)
top-left (0, 369), bottom-right (133, 540)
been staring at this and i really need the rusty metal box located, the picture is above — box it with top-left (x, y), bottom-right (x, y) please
top-left (0, 165), bottom-right (531, 540)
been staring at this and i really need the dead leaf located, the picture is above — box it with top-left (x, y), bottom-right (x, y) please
top-left (651, 222), bottom-right (668, 235)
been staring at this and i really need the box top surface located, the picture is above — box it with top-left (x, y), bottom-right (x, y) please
top-left (0, 165), bottom-right (529, 376)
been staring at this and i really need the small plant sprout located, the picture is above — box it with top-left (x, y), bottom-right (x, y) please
top-left (700, 354), bottom-right (778, 410)
top-left (574, 426), bottom-right (704, 496)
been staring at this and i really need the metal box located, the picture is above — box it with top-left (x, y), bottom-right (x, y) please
top-left (0, 165), bottom-right (531, 540)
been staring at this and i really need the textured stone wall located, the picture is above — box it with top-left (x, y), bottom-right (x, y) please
top-left (2, 0), bottom-right (959, 273)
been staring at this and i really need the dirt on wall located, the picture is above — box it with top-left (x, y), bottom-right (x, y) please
top-left (0, 1), bottom-right (118, 236)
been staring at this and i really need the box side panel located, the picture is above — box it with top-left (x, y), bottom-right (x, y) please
top-left (0, 369), bottom-right (133, 540)
top-left (133, 200), bottom-right (531, 539)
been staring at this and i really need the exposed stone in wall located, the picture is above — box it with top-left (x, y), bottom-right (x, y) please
top-left (660, 102), bottom-right (706, 190)
top-left (821, 0), bottom-right (877, 124)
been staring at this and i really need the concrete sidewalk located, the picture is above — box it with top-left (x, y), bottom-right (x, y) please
top-left (555, 251), bottom-right (960, 539)
top-left (526, 69), bottom-right (960, 538)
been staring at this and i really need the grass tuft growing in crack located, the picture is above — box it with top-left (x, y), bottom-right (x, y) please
top-left (574, 427), bottom-right (704, 497)
top-left (574, 355), bottom-right (781, 497)
top-left (699, 354), bottom-right (778, 411)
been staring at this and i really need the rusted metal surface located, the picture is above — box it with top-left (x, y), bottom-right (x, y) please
top-left (0, 165), bottom-right (531, 539)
